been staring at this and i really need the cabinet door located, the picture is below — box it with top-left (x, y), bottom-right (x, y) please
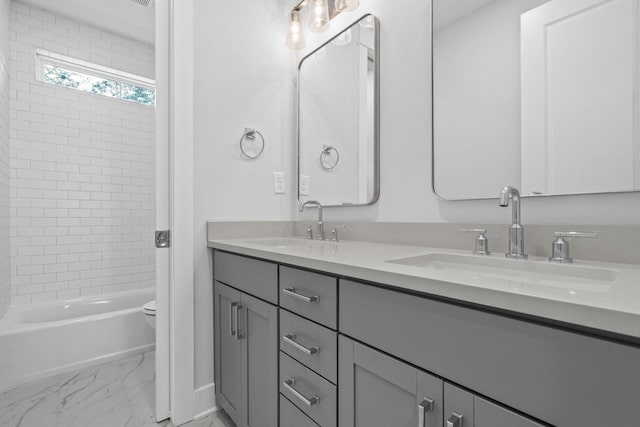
top-left (240, 292), bottom-right (278, 427)
top-left (444, 384), bottom-right (545, 427)
top-left (339, 335), bottom-right (443, 427)
top-left (214, 281), bottom-right (243, 425)
top-left (444, 383), bottom-right (474, 427)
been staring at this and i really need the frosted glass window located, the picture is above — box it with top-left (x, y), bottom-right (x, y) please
top-left (122, 83), bottom-right (156, 106)
top-left (36, 50), bottom-right (155, 107)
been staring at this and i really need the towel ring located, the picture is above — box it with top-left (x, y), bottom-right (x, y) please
top-left (240, 128), bottom-right (265, 159)
top-left (320, 145), bottom-right (340, 170)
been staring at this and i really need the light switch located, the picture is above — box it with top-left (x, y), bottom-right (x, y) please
top-left (299, 175), bottom-right (310, 196)
top-left (273, 172), bottom-right (286, 194)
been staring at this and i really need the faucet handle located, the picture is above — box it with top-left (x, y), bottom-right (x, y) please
top-left (550, 231), bottom-right (598, 263)
top-left (330, 225), bottom-right (346, 242)
top-left (554, 231), bottom-right (598, 239)
top-left (460, 228), bottom-right (490, 255)
top-left (305, 225), bottom-right (314, 240)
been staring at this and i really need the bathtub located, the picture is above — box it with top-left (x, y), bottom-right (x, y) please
top-left (0, 288), bottom-right (155, 391)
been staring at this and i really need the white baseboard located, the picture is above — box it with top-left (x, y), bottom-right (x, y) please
top-left (194, 382), bottom-right (217, 419)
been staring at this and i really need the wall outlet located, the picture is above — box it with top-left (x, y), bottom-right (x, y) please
top-left (299, 175), bottom-right (310, 196)
top-left (273, 172), bottom-right (286, 194)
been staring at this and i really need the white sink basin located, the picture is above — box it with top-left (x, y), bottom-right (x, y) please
top-left (386, 253), bottom-right (619, 292)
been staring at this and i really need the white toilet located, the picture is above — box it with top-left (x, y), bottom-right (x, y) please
top-left (143, 300), bottom-right (156, 329)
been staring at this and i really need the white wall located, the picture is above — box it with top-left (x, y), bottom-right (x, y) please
top-left (193, 0), bottom-right (294, 388)
top-left (0, 0), bottom-right (11, 318)
top-left (9, 2), bottom-right (156, 304)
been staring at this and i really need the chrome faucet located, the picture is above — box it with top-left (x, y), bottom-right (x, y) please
top-left (499, 186), bottom-right (527, 259)
top-left (299, 200), bottom-right (324, 240)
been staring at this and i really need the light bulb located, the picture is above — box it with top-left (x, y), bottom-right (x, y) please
top-left (343, 0), bottom-right (359, 12)
top-left (308, 0), bottom-right (330, 33)
top-left (285, 10), bottom-right (305, 49)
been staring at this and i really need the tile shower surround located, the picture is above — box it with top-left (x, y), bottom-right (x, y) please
top-left (8, 2), bottom-right (156, 304)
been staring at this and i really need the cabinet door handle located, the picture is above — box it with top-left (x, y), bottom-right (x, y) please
top-left (283, 334), bottom-right (320, 355)
top-left (234, 303), bottom-right (244, 340)
top-left (447, 412), bottom-right (463, 427)
top-left (283, 378), bottom-right (319, 406)
top-left (230, 302), bottom-right (238, 337)
top-left (418, 397), bottom-right (434, 427)
top-left (282, 287), bottom-right (319, 303)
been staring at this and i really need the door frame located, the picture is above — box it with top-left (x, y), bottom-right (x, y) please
top-left (156, 0), bottom-right (196, 424)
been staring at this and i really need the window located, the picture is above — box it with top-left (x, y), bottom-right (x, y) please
top-left (35, 50), bottom-right (156, 106)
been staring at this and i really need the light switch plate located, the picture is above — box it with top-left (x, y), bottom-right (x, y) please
top-left (299, 175), bottom-right (310, 196)
top-left (273, 172), bottom-right (286, 194)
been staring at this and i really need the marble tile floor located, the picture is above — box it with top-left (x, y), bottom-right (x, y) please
top-left (0, 351), bottom-right (235, 427)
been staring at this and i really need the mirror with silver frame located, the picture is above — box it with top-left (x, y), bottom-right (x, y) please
top-left (298, 14), bottom-right (379, 207)
top-left (432, 0), bottom-right (640, 200)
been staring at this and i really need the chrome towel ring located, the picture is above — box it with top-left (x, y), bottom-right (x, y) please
top-left (320, 145), bottom-right (340, 170)
top-left (239, 128), bottom-right (265, 159)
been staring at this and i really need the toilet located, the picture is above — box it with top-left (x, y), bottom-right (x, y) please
top-left (143, 300), bottom-right (156, 329)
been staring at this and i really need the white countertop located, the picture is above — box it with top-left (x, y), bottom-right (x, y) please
top-left (208, 237), bottom-right (640, 341)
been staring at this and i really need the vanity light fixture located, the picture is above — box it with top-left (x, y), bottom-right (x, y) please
top-left (336, 0), bottom-right (359, 12)
top-left (309, 0), bottom-right (330, 32)
top-left (285, 0), bottom-right (360, 49)
top-left (285, 10), bottom-right (306, 49)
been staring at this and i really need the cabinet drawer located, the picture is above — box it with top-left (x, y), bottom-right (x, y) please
top-left (214, 251), bottom-right (278, 304)
top-left (280, 266), bottom-right (337, 329)
top-left (280, 394), bottom-right (319, 427)
top-left (280, 351), bottom-right (337, 427)
top-left (280, 309), bottom-right (338, 383)
top-left (340, 279), bottom-right (640, 427)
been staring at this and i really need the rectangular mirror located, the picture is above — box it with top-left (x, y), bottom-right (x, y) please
top-left (298, 14), bottom-right (379, 207)
top-left (433, 0), bottom-right (640, 200)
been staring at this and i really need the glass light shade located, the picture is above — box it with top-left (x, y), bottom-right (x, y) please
top-left (335, 0), bottom-right (347, 12)
top-left (343, 0), bottom-right (359, 12)
top-left (308, 0), bottom-right (330, 33)
top-left (332, 28), bottom-right (352, 46)
top-left (285, 10), bottom-right (306, 49)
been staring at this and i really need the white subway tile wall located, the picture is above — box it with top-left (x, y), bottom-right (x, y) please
top-left (9, 3), bottom-right (156, 304)
top-left (0, 0), bottom-right (11, 316)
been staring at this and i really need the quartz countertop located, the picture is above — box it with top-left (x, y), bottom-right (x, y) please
top-left (208, 237), bottom-right (640, 342)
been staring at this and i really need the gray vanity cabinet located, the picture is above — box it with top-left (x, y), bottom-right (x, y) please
top-left (338, 335), bottom-right (444, 427)
top-left (213, 251), bottom-right (279, 427)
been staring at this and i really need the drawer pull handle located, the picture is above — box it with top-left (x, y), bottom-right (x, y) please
top-left (283, 334), bottom-right (320, 355)
top-left (447, 412), bottom-right (463, 427)
top-left (283, 378), bottom-right (320, 407)
top-left (234, 303), bottom-right (244, 340)
top-left (230, 302), bottom-right (238, 337)
top-left (283, 287), bottom-right (320, 303)
top-left (418, 397), bottom-right (434, 427)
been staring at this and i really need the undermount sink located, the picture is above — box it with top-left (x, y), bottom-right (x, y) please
top-left (386, 253), bottom-right (619, 292)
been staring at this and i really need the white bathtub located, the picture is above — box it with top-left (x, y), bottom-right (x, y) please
top-left (0, 288), bottom-right (155, 391)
